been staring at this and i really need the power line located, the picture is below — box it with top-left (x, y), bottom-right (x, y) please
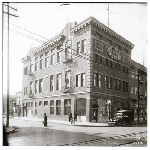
top-left (4, 25), bottom-right (45, 43)
top-left (100, 4), bottom-right (147, 42)
top-left (4, 21), bottom-right (49, 40)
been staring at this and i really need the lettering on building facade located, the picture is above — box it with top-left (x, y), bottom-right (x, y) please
top-left (107, 46), bottom-right (121, 61)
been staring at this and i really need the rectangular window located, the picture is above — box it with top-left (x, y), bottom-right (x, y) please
top-left (135, 87), bottom-right (137, 95)
top-left (35, 62), bottom-right (38, 71)
top-left (66, 71), bottom-right (71, 88)
top-left (40, 54), bottom-right (43, 69)
top-left (126, 67), bottom-right (128, 74)
top-left (131, 87), bottom-right (134, 94)
top-left (77, 41), bottom-right (80, 54)
top-left (24, 67), bottom-right (27, 75)
top-left (35, 57), bottom-right (38, 71)
top-left (57, 51), bottom-right (61, 63)
top-left (39, 101), bottom-right (42, 106)
top-left (56, 73), bottom-right (61, 90)
top-left (30, 64), bottom-right (33, 73)
top-left (109, 77), bottom-right (112, 89)
top-left (126, 82), bottom-right (128, 92)
top-left (94, 73), bottom-right (98, 87)
top-left (119, 64), bottom-right (121, 71)
top-left (64, 99), bottom-right (71, 115)
top-left (81, 73), bottom-right (85, 87)
top-left (45, 57), bottom-right (49, 68)
top-left (124, 48), bottom-right (128, 54)
top-left (123, 81), bottom-right (125, 92)
top-left (35, 102), bottom-right (37, 107)
top-left (115, 79), bottom-right (117, 91)
top-left (40, 59), bottom-right (43, 69)
top-left (96, 32), bottom-right (102, 40)
top-left (50, 100), bottom-right (54, 115)
top-left (50, 75), bottom-right (54, 91)
top-left (44, 101), bottom-right (48, 106)
top-left (123, 66), bottom-right (125, 73)
top-left (56, 100), bottom-right (61, 115)
top-left (35, 80), bottom-right (38, 94)
top-left (39, 78), bottom-right (43, 93)
top-left (118, 80), bottom-right (121, 91)
top-left (99, 74), bottom-right (102, 88)
top-left (105, 76), bottom-right (108, 89)
top-left (76, 74), bottom-right (80, 87)
top-left (30, 81), bottom-right (33, 94)
top-left (82, 39), bottom-right (86, 53)
top-left (24, 87), bottom-right (27, 95)
top-left (51, 54), bottom-right (55, 65)
top-left (116, 44), bottom-right (121, 50)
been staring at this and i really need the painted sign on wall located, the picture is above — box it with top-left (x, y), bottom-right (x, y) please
top-left (107, 46), bottom-right (121, 61)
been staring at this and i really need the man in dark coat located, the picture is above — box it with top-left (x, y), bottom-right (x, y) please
top-left (44, 113), bottom-right (47, 127)
top-left (74, 112), bottom-right (77, 122)
top-left (69, 112), bottom-right (71, 122)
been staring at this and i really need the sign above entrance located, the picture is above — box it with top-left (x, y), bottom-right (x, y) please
top-left (107, 46), bottom-right (121, 61)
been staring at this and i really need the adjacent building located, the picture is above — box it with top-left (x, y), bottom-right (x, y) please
top-left (21, 16), bottom-right (146, 123)
top-left (130, 60), bottom-right (147, 122)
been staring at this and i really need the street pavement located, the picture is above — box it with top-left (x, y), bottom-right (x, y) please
top-left (6, 117), bottom-right (147, 146)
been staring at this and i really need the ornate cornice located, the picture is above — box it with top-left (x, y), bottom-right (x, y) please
top-left (71, 16), bottom-right (134, 49)
top-left (34, 35), bottom-right (65, 55)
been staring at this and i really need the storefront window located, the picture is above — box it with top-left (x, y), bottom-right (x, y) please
top-left (64, 99), bottom-right (71, 115)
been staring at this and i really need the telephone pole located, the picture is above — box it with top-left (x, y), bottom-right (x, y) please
top-left (3, 3), bottom-right (19, 127)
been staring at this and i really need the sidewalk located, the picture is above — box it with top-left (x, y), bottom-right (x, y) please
top-left (13, 116), bottom-right (110, 127)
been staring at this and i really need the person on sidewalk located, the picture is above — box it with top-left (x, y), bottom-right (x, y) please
top-left (69, 112), bottom-right (71, 122)
top-left (74, 112), bottom-right (77, 122)
top-left (44, 113), bottom-right (47, 127)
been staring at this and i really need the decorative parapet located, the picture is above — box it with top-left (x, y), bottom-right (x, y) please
top-left (71, 16), bottom-right (134, 49)
top-left (34, 35), bottom-right (65, 55)
top-left (21, 55), bottom-right (30, 63)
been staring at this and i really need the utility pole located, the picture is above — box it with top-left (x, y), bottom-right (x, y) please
top-left (3, 3), bottom-right (19, 127)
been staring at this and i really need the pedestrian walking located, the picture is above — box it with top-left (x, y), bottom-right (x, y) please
top-left (74, 112), bottom-right (77, 122)
top-left (44, 113), bottom-right (47, 127)
top-left (69, 112), bottom-right (71, 122)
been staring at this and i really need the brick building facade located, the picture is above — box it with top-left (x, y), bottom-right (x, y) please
top-left (21, 17), bottom-right (141, 122)
top-left (130, 60), bottom-right (147, 122)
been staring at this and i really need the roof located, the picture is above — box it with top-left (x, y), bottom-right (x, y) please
top-left (71, 16), bottom-right (134, 48)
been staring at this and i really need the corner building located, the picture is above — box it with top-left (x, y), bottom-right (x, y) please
top-left (21, 17), bottom-right (134, 122)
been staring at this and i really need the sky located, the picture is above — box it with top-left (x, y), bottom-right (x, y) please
top-left (2, 2), bottom-right (148, 95)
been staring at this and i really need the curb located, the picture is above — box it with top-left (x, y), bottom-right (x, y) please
top-left (13, 117), bottom-right (110, 127)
